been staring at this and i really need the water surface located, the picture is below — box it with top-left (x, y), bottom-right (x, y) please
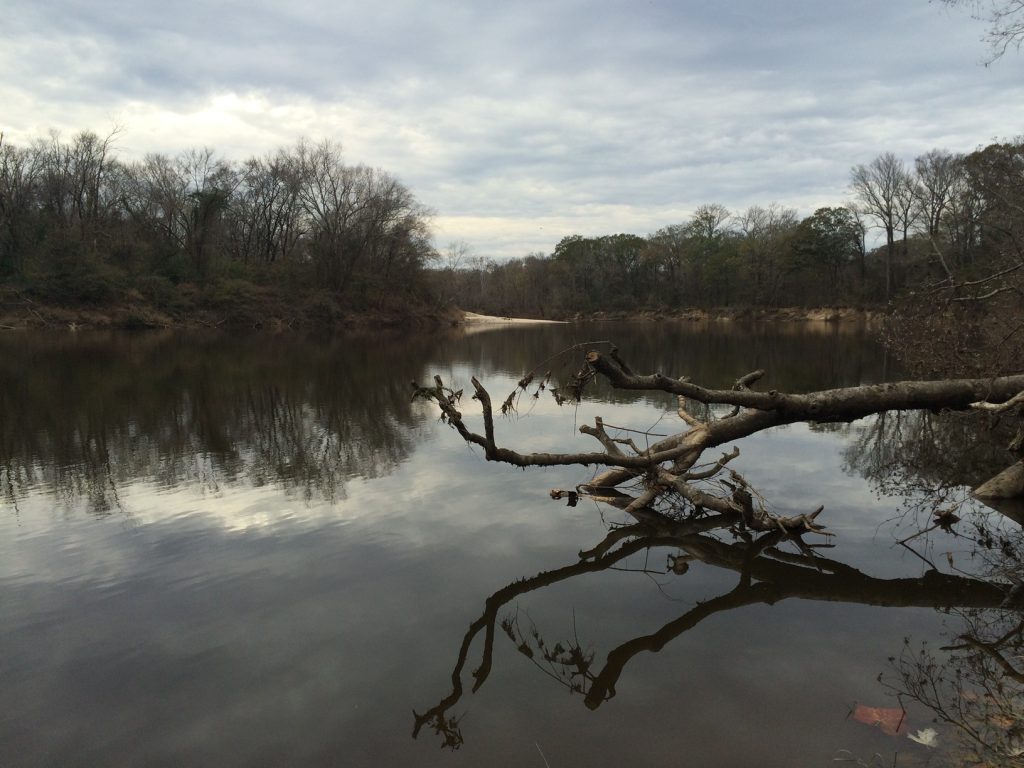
top-left (0, 323), bottom-right (1014, 766)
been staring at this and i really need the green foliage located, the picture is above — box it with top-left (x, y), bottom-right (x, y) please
top-left (200, 277), bottom-right (268, 323)
top-left (134, 274), bottom-right (178, 309)
top-left (791, 207), bottom-right (863, 302)
top-left (25, 253), bottom-right (129, 306)
top-left (302, 291), bottom-right (344, 325)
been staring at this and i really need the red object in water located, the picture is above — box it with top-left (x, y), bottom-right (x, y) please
top-left (852, 704), bottom-right (909, 736)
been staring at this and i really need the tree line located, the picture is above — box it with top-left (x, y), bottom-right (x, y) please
top-left (441, 139), bottom-right (1023, 322)
top-left (0, 129), bottom-right (436, 323)
top-left (1, 128), bottom-right (1020, 330)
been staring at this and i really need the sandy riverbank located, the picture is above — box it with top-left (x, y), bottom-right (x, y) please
top-left (459, 307), bottom-right (881, 329)
top-left (461, 312), bottom-right (567, 325)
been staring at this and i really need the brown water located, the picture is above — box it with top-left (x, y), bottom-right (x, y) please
top-left (0, 323), bottom-right (1016, 766)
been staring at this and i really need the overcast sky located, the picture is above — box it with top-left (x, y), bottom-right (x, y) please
top-left (3, 0), bottom-right (1022, 260)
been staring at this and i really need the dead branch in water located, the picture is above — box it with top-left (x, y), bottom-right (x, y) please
top-left (414, 345), bottom-right (1024, 533)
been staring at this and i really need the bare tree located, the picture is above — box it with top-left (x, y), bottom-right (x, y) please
top-left (294, 140), bottom-right (432, 296)
top-left (887, 139), bottom-right (1024, 378)
top-left (844, 203), bottom-right (870, 286)
top-left (940, 0), bottom-right (1024, 61)
top-left (914, 148), bottom-right (965, 239)
top-left (0, 136), bottom-right (41, 275)
top-left (688, 203), bottom-right (732, 240)
top-left (850, 153), bottom-right (913, 301)
top-left (27, 128), bottom-right (123, 251)
top-left (443, 240), bottom-right (470, 272)
top-left (114, 145), bottom-right (239, 280)
top-left (226, 151), bottom-right (305, 265)
top-left (175, 148), bottom-right (237, 280)
top-left (644, 223), bottom-right (689, 305)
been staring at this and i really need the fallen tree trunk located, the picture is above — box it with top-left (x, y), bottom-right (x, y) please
top-left (415, 347), bottom-right (1024, 526)
top-left (975, 459), bottom-right (1024, 499)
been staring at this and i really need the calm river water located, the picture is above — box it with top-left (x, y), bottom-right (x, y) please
top-left (0, 323), bottom-right (1014, 766)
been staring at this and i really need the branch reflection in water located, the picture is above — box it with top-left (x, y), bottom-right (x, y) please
top-left (414, 503), bottom-right (1020, 760)
top-left (414, 340), bottom-right (1024, 765)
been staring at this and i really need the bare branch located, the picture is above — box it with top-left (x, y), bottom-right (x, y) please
top-left (683, 447), bottom-right (741, 480)
top-left (676, 395), bottom-right (704, 427)
top-left (972, 389), bottom-right (1024, 413)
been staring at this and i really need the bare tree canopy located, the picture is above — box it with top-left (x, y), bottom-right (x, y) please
top-left (849, 153), bottom-right (913, 300)
top-left (941, 0), bottom-right (1024, 61)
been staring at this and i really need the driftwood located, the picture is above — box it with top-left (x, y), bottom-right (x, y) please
top-left (415, 347), bottom-right (1024, 531)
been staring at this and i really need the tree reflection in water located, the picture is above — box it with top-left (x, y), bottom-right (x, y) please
top-left (839, 417), bottom-right (1024, 765)
top-left (836, 409), bottom-right (1024, 764)
top-left (416, 384), bottom-right (1024, 764)
top-left (889, 606), bottom-right (1024, 764)
top-left (0, 330), bottom-right (434, 514)
top-left (0, 321), bottom-right (893, 516)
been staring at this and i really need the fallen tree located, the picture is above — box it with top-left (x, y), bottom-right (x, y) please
top-left (414, 345), bottom-right (1024, 530)
top-left (413, 345), bottom-right (1024, 751)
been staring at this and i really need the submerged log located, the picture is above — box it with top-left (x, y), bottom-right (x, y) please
top-left (975, 459), bottom-right (1024, 499)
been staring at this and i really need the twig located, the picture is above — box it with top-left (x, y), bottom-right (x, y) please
top-left (684, 447), bottom-right (740, 481)
top-left (598, 422), bottom-right (668, 437)
top-left (535, 742), bottom-right (552, 768)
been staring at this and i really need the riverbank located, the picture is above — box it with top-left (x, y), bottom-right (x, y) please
top-left (0, 285), bottom-right (881, 332)
top-left (566, 306), bottom-right (883, 325)
top-left (0, 285), bottom-right (464, 332)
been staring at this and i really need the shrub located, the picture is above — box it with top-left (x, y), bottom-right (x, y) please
top-left (25, 255), bottom-right (129, 306)
top-left (134, 275), bottom-right (177, 308)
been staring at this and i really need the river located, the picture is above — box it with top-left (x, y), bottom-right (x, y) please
top-left (0, 322), bottom-right (1016, 766)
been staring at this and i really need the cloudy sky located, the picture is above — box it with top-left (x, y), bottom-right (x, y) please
top-left (3, 0), bottom-right (1022, 260)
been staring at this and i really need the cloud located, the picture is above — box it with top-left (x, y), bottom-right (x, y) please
top-left (3, 0), bottom-right (1023, 259)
